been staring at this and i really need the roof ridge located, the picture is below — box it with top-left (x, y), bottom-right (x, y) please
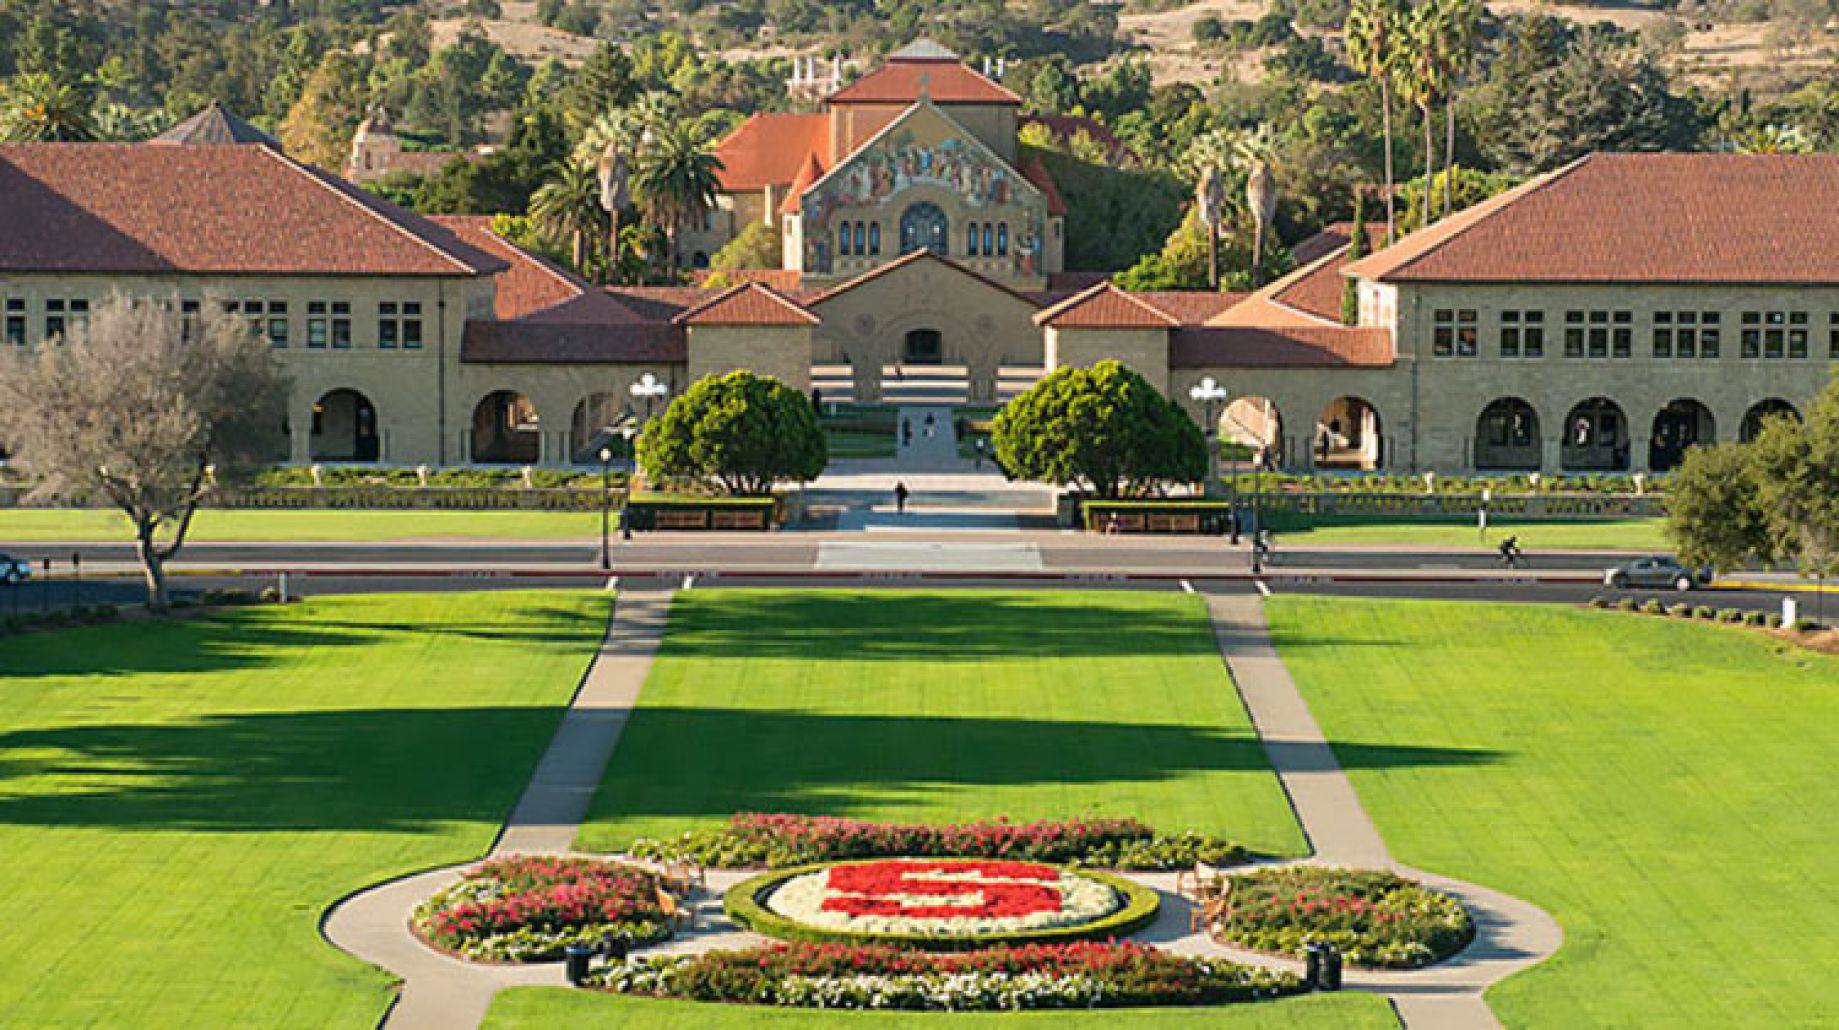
top-left (672, 280), bottom-right (819, 325)
top-left (258, 146), bottom-right (483, 276)
top-left (1345, 156), bottom-right (1588, 283)
top-left (1033, 282), bottom-right (1178, 327)
top-left (803, 249), bottom-right (1043, 308)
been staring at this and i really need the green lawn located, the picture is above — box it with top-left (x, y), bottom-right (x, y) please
top-left (1266, 596), bottom-right (1837, 1027)
top-left (0, 591), bottom-right (609, 1027)
top-left (826, 428), bottom-right (899, 459)
top-left (0, 507), bottom-right (605, 541)
top-left (486, 989), bottom-right (1396, 1028)
top-left (578, 589), bottom-right (1305, 857)
top-left (1268, 515), bottom-right (1667, 551)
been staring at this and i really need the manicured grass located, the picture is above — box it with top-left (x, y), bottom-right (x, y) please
top-left (1269, 515), bottom-right (1667, 551)
top-left (0, 591), bottom-right (609, 1027)
top-left (1266, 596), bottom-right (1837, 1027)
top-left (579, 590), bottom-right (1306, 857)
top-left (0, 507), bottom-right (604, 542)
top-left (825, 428), bottom-right (899, 459)
top-left (485, 988), bottom-right (1397, 1028)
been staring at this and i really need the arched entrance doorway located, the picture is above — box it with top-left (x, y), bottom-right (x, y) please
top-left (899, 202), bottom-right (948, 254)
top-left (1221, 396), bottom-right (1283, 469)
top-left (1649, 399), bottom-right (1714, 472)
top-left (1315, 397), bottom-right (1382, 469)
top-left (903, 329), bottom-right (943, 365)
top-left (1561, 397), bottom-right (1629, 471)
top-left (472, 391), bottom-right (540, 464)
top-left (310, 389), bottom-right (379, 461)
top-left (1474, 397), bottom-right (1540, 470)
top-left (1739, 398), bottom-right (1799, 442)
top-left (569, 392), bottom-right (626, 465)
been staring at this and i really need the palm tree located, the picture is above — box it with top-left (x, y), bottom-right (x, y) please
top-left (529, 159), bottom-right (605, 274)
top-left (1402, 3), bottom-right (1448, 232)
top-left (1234, 127), bottom-right (1279, 287)
top-left (1346, 0), bottom-right (1404, 243)
top-left (0, 72), bottom-right (96, 142)
top-left (630, 121), bottom-right (723, 276)
top-left (1438, 0), bottom-right (1483, 219)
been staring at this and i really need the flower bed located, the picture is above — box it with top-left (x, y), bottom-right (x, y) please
top-left (589, 940), bottom-right (1304, 1010)
top-left (726, 858), bottom-right (1159, 951)
top-left (412, 855), bottom-right (672, 962)
top-left (629, 812), bottom-right (1248, 870)
top-left (1216, 866), bottom-right (1473, 968)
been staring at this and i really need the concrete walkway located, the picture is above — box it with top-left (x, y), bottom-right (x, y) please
top-left (322, 589), bottom-right (675, 1029)
top-left (1206, 593), bottom-right (1563, 1030)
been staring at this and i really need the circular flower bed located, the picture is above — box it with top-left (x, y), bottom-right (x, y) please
top-left (1216, 866), bottom-right (1473, 968)
top-left (590, 940), bottom-right (1305, 1011)
top-left (726, 857), bottom-right (1159, 951)
top-left (413, 855), bottom-right (673, 962)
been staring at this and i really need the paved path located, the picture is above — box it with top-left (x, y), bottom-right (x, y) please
top-left (322, 589), bottom-right (675, 1029)
top-left (1206, 593), bottom-right (1563, 1030)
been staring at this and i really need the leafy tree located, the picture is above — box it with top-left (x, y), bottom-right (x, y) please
top-left (279, 49), bottom-right (369, 170)
top-left (563, 42), bottom-right (638, 132)
top-left (1666, 443), bottom-right (1777, 573)
top-left (637, 371), bottom-right (827, 495)
top-left (630, 120), bottom-right (723, 274)
top-left (708, 221), bottom-right (782, 273)
top-left (0, 297), bottom-right (288, 610)
top-left (992, 361), bottom-right (1207, 499)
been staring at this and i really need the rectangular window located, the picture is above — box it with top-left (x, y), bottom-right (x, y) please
top-left (378, 301), bottom-right (398, 349)
top-left (997, 223), bottom-right (1009, 257)
top-left (1587, 310), bottom-right (1608, 359)
top-left (331, 301), bottom-right (351, 349)
top-left (1501, 310), bottom-right (1543, 358)
top-left (307, 300), bottom-right (327, 349)
top-left (1701, 312), bottom-right (1720, 358)
top-left (1612, 310), bottom-right (1631, 359)
top-left (1831, 313), bottom-right (1839, 358)
top-left (868, 223), bottom-right (880, 255)
top-left (1788, 311), bottom-right (1808, 359)
top-left (1564, 310), bottom-right (1585, 357)
top-left (402, 302), bottom-right (423, 349)
top-left (1653, 311), bottom-right (1672, 358)
top-left (1433, 309), bottom-right (1477, 357)
top-left (4, 298), bottom-right (23, 346)
top-left (1500, 311), bottom-right (1521, 358)
top-left (45, 298), bottom-right (65, 340)
top-left (1741, 311), bottom-right (1804, 358)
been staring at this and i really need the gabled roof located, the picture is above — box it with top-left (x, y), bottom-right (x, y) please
top-left (672, 282), bottom-right (818, 327)
top-left (781, 152), bottom-right (826, 215)
top-left (1132, 290), bottom-right (1248, 326)
top-left (827, 46), bottom-right (1021, 106)
top-left (1170, 326), bottom-right (1394, 369)
top-left (800, 98), bottom-right (1043, 216)
top-left (1034, 283), bottom-right (1178, 329)
top-left (1344, 152), bottom-right (1839, 286)
top-left (1018, 151), bottom-right (1068, 217)
top-left (1290, 221), bottom-right (1383, 266)
top-left (0, 143), bottom-right (506, 277)
top-left (714, 112), bottom-right (831, 192)
top-left (153, 101), bottom-right (280, 147)
top-left (804, 248), bottom-right (1042, 309)
top-left (460, 321), bottom-right (684, 364)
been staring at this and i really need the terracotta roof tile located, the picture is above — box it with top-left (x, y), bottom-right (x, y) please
top-left (0, 143), bottom-right (505, 277)
top-left (1035, 283), bottom-right (1177, 329)
top-left (700, 268), bottom-right (805, 291)
top-left (1290, 221), bottom-right (1382, 266)
top-left (828, 57), bottom-right (1021, 106)
top-left (1133, 290), bottom-right (1248, 326)
top-left (672, 282), bottom-right (818, 326)
top-left (1170, 326), bottom-right (1394, 368)
top-left (714, 113), bottom-right (830, 192)
top-left (803, 249), bottom-right (1042, 308)
top-left (604, 286), bottom-right (721, 321)
top-left (152, 101), bottom-right (279, 146)
top-left (1345, 153), bottom-right (1839, 285)
top-left (781, 151), bottom-right (826, 215)
top-left (460, 321), bottom-right (684, 364)
top-left (431, 215), bottom-right (587, 319)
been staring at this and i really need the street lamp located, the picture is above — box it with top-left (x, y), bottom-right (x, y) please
top-left (630, 372), bottom-right (669, 424)
top-left (1188, 376), bottom-right (1229, 531)
top-left (598, 446), bottom-right (614, 570)
top-left (618, 423), bottom-right (638, 541)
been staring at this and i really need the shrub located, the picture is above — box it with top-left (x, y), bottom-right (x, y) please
top-left (1744, 610), bottom-right (1768, 627)
top-left (1641, 599), bottom-right (1666, 615)
top-left (1717, 608), bottom-right (1743, 623)
top-left (1692, 605), bottom-right (1715, 620)
top-left (1217, 866), bottom-right (1473, 969)
top-left (413, 855), bottom-right (671, 962)
top-left (1766, 613), bottom-right (1783, 628)
top-left (1667, 603), bottom-right (1692, 618)
top-left (589, 940), bottom-right (1304, 1009)
top-left (1616, 597), bottom-right (1639, 612)
top-left (1587, 595), bottom-right (1609, 608)
top-left (1794, 618), bottom-right (1823, 632)
top-left (629, 813), bottom-right (1249, 870)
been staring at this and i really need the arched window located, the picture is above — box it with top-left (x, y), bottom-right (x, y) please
top-left (966, 222), bottom-right (979, 256)
top-left (867, 223), bottom-right (880, 254)
top-left (854, 222), bottom-right (866, 255)
top-left (997, 223), bottom-right (1009, 256)
top-left (982, 224), bottom-right (993, 256)
top-left (900, 203), bottom-right (948, 254)
top-left (839, 222), bottom-right (851, 256)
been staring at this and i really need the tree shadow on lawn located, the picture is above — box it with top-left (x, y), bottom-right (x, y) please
top-left (599, 707), bottom-right (1502, 820)
top-left (658, 592), bottom-right (1401, 661)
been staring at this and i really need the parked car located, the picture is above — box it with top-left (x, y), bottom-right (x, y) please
top-left (0, 552), bottom-right (30, 585)
top-left (1604, 556), bottom-right (1712, 591)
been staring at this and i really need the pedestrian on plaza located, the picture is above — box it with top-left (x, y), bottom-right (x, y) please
top-left (923, 412), bottom-right (936, 439)
top-left (1229, 507), bottom-right (1242, 545)
top-left (974, 437), bottom-right (986, 469)
top-left (1105, 512), bottom-right (1121, 535)
top-left (902, 418), bottom-right (913, 447)
top-left (894, 481), bottom-right (910, 514)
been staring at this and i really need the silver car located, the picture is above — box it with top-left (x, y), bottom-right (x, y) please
top-left (1603, 556), bottom-right (1711, 591)
top-left (0, 552), bottom-right (29, 585)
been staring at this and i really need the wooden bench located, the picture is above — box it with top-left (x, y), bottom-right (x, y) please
top-left (1146, 513), bottom-right (1202, 533)
top-left (654, 885), bottom-right (694, 930)
top-left (711, 509), bottom-right (768, 530)
top-left (653, 510), bottom-right (709, 530)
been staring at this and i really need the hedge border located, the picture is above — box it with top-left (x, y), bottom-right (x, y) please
top-left (723, 859), bottom-right (1161, 953)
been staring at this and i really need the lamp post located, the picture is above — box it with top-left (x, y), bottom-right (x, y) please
top-left (630, 372), bottom-right (669, 424)
top-left (598, 446), bottom-right (614, 571)
top-left (1188, 376), bottom-right (1228, 527)
top-left (618, 423), bottom-right (638, 541)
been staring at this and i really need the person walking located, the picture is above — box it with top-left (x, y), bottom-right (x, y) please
top-left (902, 418), bottom-right (913, 448)
top-left (894, 481), bottom-right (910, 514)
top-left (974, 437), bottom-right (986, 469)
top-left (923, 412), bottom-right (936, 440)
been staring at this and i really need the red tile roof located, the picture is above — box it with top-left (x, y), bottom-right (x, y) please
top-left (1018, 152), bottom-right (1068, 217)
top-left (781, 151), bottom-right (826, 215)
top-left (1345, 152), bottom-right (1839, 285)
top-left (1133, 290), bottom-right (1248, 326)
top-left (1267, 226), bottom-right (1386, 323)
top-left (714, 113), bottom-right (830, 192)
top-left (827, 57), bottom-right (1020, 106)
top-left (1290, 221), bottom-right (1383, 266)
top-left (604, 286), bottom-right (720, 321)
top-left (1035, 283), bottom-right (1178, 329)
top-left (431, 215), bottom-right (589, 319)
top-left (460, 321), bottom-right (684, 364)
top-left (672, 282), bottom-right (818, 326)
top-left (1170, 326), bottom-right (1394, 368)
top-left (0, 143), bottom-right (506, 277)
top-left (700, 268), bottom-right (805, 291)
top-left (803, 249), bottom-right (1042, 308)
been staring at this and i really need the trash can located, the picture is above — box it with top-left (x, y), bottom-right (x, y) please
top-left (599, 933), bottom-right (629, 962)
top-left (1303, 941), bottom-right (1323, 990)
top-left (1320, 943), bottom-right (1344, 991)
top-left (564, 943), bottom-right (593, 985)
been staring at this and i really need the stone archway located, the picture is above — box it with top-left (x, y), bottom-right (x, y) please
top-left (1475, 397), bottom-right (1540, 471)
top-left (1561, 397), bottom-right (1629, 472)
top-left (903, 329), bottom-right (943, 365)
top-left (472, 390), bottom-right (540, 464)
top-left (1315, 396), bottom-right (1383, 470)
top-left (310, 389), bottom-right (380, 462)
top-left (1648, 399), bottom-right (1714, 472)
top-left (569, 392), bottom-right (626, 466)
top-left (1221, 396), bottom-right (1283, 469)
top-left (1739, 398), bottom-right (1800, 442)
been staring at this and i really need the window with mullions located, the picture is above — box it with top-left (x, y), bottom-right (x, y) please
top-left (1741, 311), bottom-right (1806, 359)
top-left (267, 300), bottom-right (288, 348)
top-left (967, 222), bottom-right (979, 256)
top-left (307, 301), bottom-right (328, 349)
top-left (1831, 313), bottom-right (1839, 358)
top-left (45, 299), bottom-right (66, 340)
top-left (997, 223), bottom-right (1009, 257)
top-left (867, 223), bottom-right (880, 255)
top-left (839, 223), bottom-right (852, 256)
top-left (4, 299), bottom-right (24, 346)
top-left (1499, 310), bottom-right (1543, 358)
top-left (331, 301), bottom-right (351, 349)
top-left (1432, 309), bottom-right (1477, 357)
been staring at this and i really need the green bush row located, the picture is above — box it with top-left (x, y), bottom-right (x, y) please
top-left (0, 604), bottom-right (121, 636)
top-left (250, 465), bottom-right (627, 489)
top-left (1589, 594), bottom-right (1797, 629)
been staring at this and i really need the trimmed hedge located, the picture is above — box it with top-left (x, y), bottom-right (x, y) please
top-left (724, 861), bottom-right (1161, 953)
top-left (1218, 866), bottom-right (1472, 969)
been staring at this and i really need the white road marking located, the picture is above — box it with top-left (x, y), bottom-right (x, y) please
top-left (682, 575), bottom-right (695, 591)
top-left (1179, 579), bottom-right (1195, 594)
top-left (1254, 579), bottom-right (1272, 597)
top-left (605, 576), bottom-right (619, 592)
